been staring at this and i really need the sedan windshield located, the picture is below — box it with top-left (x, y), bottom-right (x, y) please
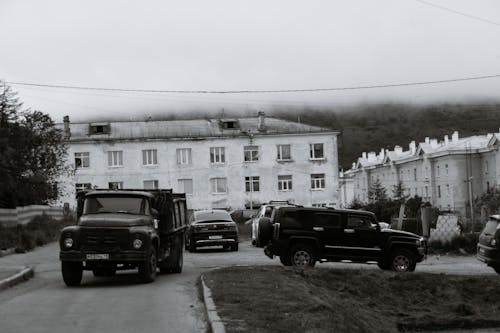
top-left (83, 196), bottom-right (149, 215)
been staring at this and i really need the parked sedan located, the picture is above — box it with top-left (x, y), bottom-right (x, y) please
top-left (477, 215), bottom-right (500, 274)
top-left (186, 210), bottom-right (239, 252)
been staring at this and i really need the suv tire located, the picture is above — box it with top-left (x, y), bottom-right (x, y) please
top-left (288, 244), bottom-right (316, 267)
top-left (62, 261), bottom-right (83, 287)
top-left (257, 218), bottom-right (273, 248)
top-left (389, 249), bottom-right (416, 272)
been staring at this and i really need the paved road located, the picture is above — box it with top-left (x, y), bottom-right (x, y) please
top-left (0, 241), bottom-right (496, 333)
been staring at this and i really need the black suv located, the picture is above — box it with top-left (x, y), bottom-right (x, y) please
top-left (260, 206), bottom-right (427, 272)
top-left (477, 215), bottom-right (500, 274)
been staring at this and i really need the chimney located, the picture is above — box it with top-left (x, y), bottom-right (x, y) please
top-left (444, 135), bottom-right (449, 145)
top-left (425, 137), bottom-right (430, 144)
top-left (63, 115), bottom-right (71, 139)
top-left (430, 138), bottom-right (438, 147)
top-left (367, 152), bottom-right (376, 161)
top-left (409, 141), bottom-right (416, 154)
top-left (258, 111), bottom-right (266, 131)
top-left (379, 148), bottom-right (385, 159)
top-left (362, 152), bottom-right (367, 159)
top-left (452, 131), bottom-right (459, 143)
top-left (394, 145), bottom-right (403, 154)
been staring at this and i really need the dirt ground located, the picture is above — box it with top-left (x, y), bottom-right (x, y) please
top-left (204, 266), bottom-right (500, 333)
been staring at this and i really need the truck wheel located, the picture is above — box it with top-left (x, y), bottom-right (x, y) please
top-left (172, 240), bottom-right (184, 274)
top-left (189, 237), bottom-right (196, 252)
top-left (288, 244), bottom-right (316, 268)
top-left (139, 247), bottom-right (157, 283)
top-left (93, 267), bottom-right (116, 277)
top-left (257, 218), bottom-right (273, 248)
top-left (389, 249), bottom-right (416, 272)
top-left (231, 242), bottom-right (239, 251)
top-left (279, 255), bottom-right (292, 266)
top-left (62, 261), bottom-right (83, 287)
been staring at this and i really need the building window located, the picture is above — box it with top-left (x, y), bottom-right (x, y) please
top-left (108, 151), bottom-right (123, 167)
top-left (244, 146), bottom-right (259, 162)
top-left (487, 181), bottom-right (491, 192)
top-left (89, 123), bottom-right (110, 135)
top-left (75, 152), bottom-right (90, 168)
top-left (424, 186), bottom-right (429, 198)
top-left (108, 181), bottom-right (123, 190)
top-left (278, 175), bottom-right (293, 191)
top-left (143, 180), bottom-right (158, 189)
top-left (277, 144), bottom-right (291, 161)
top-left (436, 165), bottom-right (440, 177)
top-left (309, 143), bottom-right (324, 160)
top-left (211, 178), bottom-right (227, 193)
top-left (75, 183), bottom-right (92, 192)
top-left (178, 179), bottom-right (193, 194)
top-left (142, 149), bottom-right (158, 165)
top-left (445, 164), bottom-right (449, 175)
top-left (413, 168), bottom-right (417, 181)
top-left (446, 184), bottom-right (450, 196)
top-left (176, 148), bottom-right (192, 165)
top-left (485, 161), bottom-right (489, 174)
top-left (210, 147), bottom-right (225, 164)
top-left (437, 185), bottom-right (441, 198)
top-left (311, 174), bottom-right (325, 189)
top-left (245, 176), bottom-right (260, 192)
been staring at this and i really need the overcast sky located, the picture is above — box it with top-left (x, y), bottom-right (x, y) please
top-left (1, 0), bottom-right (500, 122)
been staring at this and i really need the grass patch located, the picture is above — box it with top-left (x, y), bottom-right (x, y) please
top-left (204, 266), bottom-right (500, 333)
top-left (0, 214), bottom-right (75, 252)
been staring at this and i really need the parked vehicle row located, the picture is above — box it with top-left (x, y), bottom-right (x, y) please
top-left (477, 215), bottom-right (500, 275)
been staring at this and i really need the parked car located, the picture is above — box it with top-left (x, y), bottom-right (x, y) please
top-left (261, 206), bottom-right (427, 272)
top-left (477, 215), bottom-right (500, 274)
top-left (250, 201), bottom-right (294, 247)
top-left (186, 210), bottom-right (238, 252)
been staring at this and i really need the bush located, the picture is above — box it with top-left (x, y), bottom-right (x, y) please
top-left (0, 214), bottom-right (75, 252)
top-left (429, 233), bottom-right (479, 255)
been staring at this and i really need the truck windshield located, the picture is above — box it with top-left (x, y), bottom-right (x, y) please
top-left (83, 196), bottom-right (149, 215)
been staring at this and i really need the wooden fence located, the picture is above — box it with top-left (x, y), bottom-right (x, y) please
top-left (0, 205), bottom-right (64, 228)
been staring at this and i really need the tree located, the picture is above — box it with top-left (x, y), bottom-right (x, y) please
top-left (392, 181), bottom-right (409, 203)
top-left (368, 179), bottom-right (388, 202)
top-left (0, 81), bottom-right (68, 208)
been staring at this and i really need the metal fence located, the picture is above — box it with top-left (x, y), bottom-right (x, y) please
top-left (0, 205), bottom-right (64, 227)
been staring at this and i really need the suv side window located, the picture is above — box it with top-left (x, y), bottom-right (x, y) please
top-left (281, 210), bottom-right (301, 228)
top-left (347, 216), bottom-right (373, 230)
top-left (315, 213), bottom-right (341, 228)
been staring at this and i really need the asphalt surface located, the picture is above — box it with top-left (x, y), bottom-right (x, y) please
top-left (0, 241), bottom-right (497, 333)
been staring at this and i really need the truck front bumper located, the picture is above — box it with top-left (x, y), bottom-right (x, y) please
top-left (60, 250), bottom-right (148, 262)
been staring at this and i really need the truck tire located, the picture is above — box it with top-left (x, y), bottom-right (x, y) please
top-left (231, 242), bottom-right (239, 251)
top-left (160, 236), bottom-right (184, 274)
top-left (288, 243), bottom-right (316, 268)
top-left (62, 261), bottom-right (83, 287)
top-left (257, 218), bottom-right (273, 248)
top-left (188, 236), bottom-right (196, 252)
top-left (172, 238), bottom-right (184, 273)
top-left (139, 247), bottom-right (157, 283)
top-left (389, 249), bottom-right (416, 272)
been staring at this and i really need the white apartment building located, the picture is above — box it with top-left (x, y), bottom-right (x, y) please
top-left (58, 112), bottom-right (340, 210)
top-left (342, 130), bottom-right (500, 214)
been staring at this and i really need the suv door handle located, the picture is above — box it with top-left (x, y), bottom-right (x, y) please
top-left (344, 229), bottom-right (355, 233)
top-left (313, 227), bottom-right (324, 232)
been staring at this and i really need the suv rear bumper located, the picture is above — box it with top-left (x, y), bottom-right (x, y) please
top-left (477, 243), bottom-right (500, 266)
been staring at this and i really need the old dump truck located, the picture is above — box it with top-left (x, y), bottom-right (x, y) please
top-left (59, 189), bottom-right (188, 286)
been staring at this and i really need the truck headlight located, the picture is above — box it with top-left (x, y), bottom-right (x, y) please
top-left (64, 238), bottom-right (73, 249)
top-left (492, 239), bottom-right (497, 247)
top-left (416, 237), bottom-right (425, 247)
top-left (133, 239), bottom-right (143, 249)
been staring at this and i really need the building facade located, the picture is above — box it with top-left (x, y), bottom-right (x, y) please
top-left (342, 131), bottom-right (500, 214)
top-left (58, 113), bottom-right (340, 210)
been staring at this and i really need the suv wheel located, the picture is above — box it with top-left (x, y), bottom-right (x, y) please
top-left (257, 218), bottom-right (273, 248)
top-left (288, 244), bottom-right (316, 268)
top-left (389, 249), bottom-right (416, 272)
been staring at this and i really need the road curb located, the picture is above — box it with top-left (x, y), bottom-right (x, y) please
top-left (200, 275), bottom-right (226, 333)
top-left (0, 267), bottom-right (34, 291)
top-left (0, 248), bottom-right (16, 258)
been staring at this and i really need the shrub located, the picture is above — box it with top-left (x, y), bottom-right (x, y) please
top-left (0, 214), bottom-right (75, 252)
top-left (429, 233), bottom-right (479, 255)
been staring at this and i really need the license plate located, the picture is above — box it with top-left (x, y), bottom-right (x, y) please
top-left (86, 254), bottom-right (109, 260)
top-left (479, 248), bottom-right (485, 254)
top-left (209, 235), bottom-right (223, 240)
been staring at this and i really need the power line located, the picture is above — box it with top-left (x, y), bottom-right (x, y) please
top-left (6, 73), bottom-right (500, 94)
top-left (414, 0), bottom-right (500, 27)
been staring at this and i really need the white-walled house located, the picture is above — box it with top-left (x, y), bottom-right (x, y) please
top-left (342, 130), bottom-right (500, 214)
top-left (57, 113), bottom-right (340, 210)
